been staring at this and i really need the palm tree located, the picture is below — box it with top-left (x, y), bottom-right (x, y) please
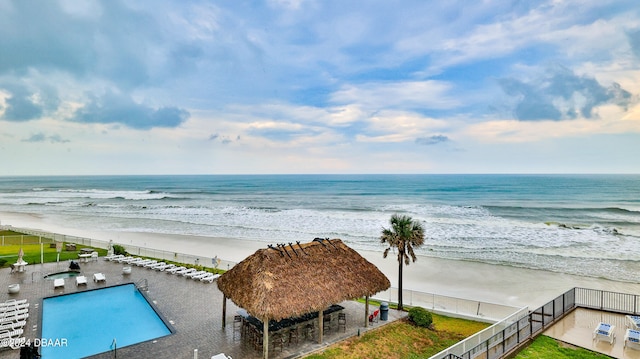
top-left (380, 214), bottom-right (425, 311)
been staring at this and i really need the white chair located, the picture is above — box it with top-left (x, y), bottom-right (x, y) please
top-left (178, 268), bottom-right (197, 276)
top-left (75, 276), bottom-right (88, 286)
top-left (93, 273), bottom-right (106, 283)
top-left (167, 266), bottom-right (186, 274)
top-left (627, 315), bottom-right (640, 330)
top-left (54, 278), bottom-right (65, 289)
top-left (200, 273), bottom-right (221, 283)
top-left (625, 329), bottom-right (640, 350)
top-left (90, 252), bottom-right (99, 262)
top-left (593, 322), bottom-right (615, 344)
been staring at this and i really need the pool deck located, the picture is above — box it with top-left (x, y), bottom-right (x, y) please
top-left (0, 258), bottom-right (406, 359)
top-left (544, 307), bottom-right (640, 359)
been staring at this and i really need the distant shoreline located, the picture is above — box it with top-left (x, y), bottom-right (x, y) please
top-left (3, 209), bottom-right (640, 309)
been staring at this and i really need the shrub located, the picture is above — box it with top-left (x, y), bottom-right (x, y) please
top-left (112, 244), bottom-right (127, 256)
top-left (408, 307), bottom-right (433, 328)
top-left (0, 259), bottom-right (6, 267)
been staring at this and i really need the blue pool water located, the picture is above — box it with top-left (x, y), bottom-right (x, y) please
top-left (41, 284), bottom-right (172, 358)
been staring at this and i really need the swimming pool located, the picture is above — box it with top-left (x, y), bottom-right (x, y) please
top-left (41, 283), bottom-right (172, 358)
top-left (43, 271), bottom-right (80, 280)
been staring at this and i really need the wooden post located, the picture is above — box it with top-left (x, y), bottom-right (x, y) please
top-left (222, 295), bottom-right (227, 329)
top-left (263, 319), bottom-right (269, 359)
top-left (365, 296), bottom-right (370, 328)
top-left (318, 311), bottom-right (323, 344)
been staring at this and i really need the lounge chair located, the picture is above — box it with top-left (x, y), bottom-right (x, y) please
top-left (627, 315), bottom-right (640, 330)
top-left (148, 262), bottom-right (166, 269)
top-left (178, 268), bottom-right (197, 276)
top-left (136, 259), bottom-right (155, 267)
top-left (0, 312), bottom-right (28, 323)
top-left (76, 276), bottom-right (88, 286)
top-left (0, 328), bottom-right (24, 339)
top-left (0, 299), bottom-right (27, 308)
top-left (625, 329), bottom-right (640, 350)
top-left (167, 266), bottom-right (186, 274)
top-left (144, 260), bottom-right (161, 268)
top-left (185, 270), bottom-right (207, 279)
top-left (104, 254), bottom-right (123, 261)
top-left (124, 257), bottom-right (144, 265)
top-left (54, 278), bottom-right (65, 289)
top-left (191, 271), bottom-right (212, 280)
top-left (157, 263), bottom-right (176, 271)
top-left (200, 273), bottom-right (221, 283)
top-left (0, 320), bottom-right (26, 332)
top-left (593, 322), bottom-right (615, 344)
top-left (0, 308), bottom-right (28, 319)
top-left (93, 273), bottom-right (106, 283)
top-left (115, 256), bottom-right (134, 263)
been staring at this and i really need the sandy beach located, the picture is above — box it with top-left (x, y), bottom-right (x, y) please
top-left (3, 210), bottom-right (640, 309)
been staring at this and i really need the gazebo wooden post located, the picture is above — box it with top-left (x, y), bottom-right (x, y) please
top-left (365, 296), bottom-right (370, 328)
top-left (263, 319), bottom-right (269, 359)
top-left (222, 294), bottom-right (227, 329)
top-left (318, 311), bottom-right (323, 344)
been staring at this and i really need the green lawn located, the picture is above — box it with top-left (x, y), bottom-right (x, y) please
top-left (515, 335), bottom-right (611, 359)
top-left (304, 313), bottom-right (489, 359)
top-left (0, 230), bottom-right (107, 267)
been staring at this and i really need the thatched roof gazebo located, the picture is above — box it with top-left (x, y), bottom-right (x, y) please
top-left (217, 238), bottom-right (390, 359)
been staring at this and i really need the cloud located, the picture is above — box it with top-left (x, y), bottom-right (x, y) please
top-left (499, 66), bottom-right (633, 121)
top-left (71, 90), bottom-right (190, 129)
top-left (330, 81), bottom-right (459, 110)
top-left (628, 29), bottom-right (640, 58)
top-left (416, 135), bottom-right (450, 146)
top-left (0, 83), bottom-right (60, 122)
top-left (21, 133), bottom-right (70, 143)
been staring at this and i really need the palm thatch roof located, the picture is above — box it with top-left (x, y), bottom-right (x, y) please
top-left (217, 238), bottom-right (390, 321)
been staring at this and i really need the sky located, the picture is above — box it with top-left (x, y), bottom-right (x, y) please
top-left (1, 0), bottom-right (639, 175)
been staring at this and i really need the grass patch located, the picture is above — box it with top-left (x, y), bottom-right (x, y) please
top-left (0, 229), bottom-right (114, 270)
top-left (515, 335), bottom-right (611, 359)
top-left (304, 312), bottom-right (489, 359)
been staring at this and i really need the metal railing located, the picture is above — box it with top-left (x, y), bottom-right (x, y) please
top-left (372, 288), bottom-right (522, 323)
top-left (2, 226), bottom-right (237, 271)
top-left (429, 287), bottom-right (640, 359)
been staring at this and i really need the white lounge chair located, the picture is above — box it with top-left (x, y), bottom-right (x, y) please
top-left (54, 278), bottom-right (65, 289)
top-left (0, 308), bottom-right (28, 319)
top-left (191, 271), bottom-right (212, 280)
top-left (136, 259), bottom-right (155, 267)
top-left (144, 260), bottom-right (160, 268)
top-left (185, 270), bottom-right (207, 279)
top-left (0, 313), bottom-right (29, 324)
top-left (157, 263), bottom-right (176, 271)
top-left (93, 273), bottom-right (106, 283)
top-left (106, 254), bottom-right (124, 261)
top-left (178, 268), bottom-right (197, 276)
top-left (627, 315), bottom-right (640, 330)
top-left (76, 276), bottom-right (88, 286)
top-left (200, 273), bottom-right (221, 283)
top-left (148, 262), bottom-right (166, 269)
top-left (625, 329), bottom-right (640, 350)
top-left (0, 320), bottom-right (26, 332)
top-left (0, 299), bottom-right (27, 308)
top-left (0, 328), bottom-right (23, 339)
top-left (115, 256), bottom-right (134, 263)
top-left (124, 257), bottom-right (145, 265)
top-left (166, 266), bottom-right (186, 274)
top-left (593, 322), bottom-right (615, 344)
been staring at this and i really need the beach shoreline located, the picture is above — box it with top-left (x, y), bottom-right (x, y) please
top-left (3, 210), bottom-right (640, 309)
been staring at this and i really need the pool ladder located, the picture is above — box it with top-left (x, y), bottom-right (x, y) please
top-left (136, 278), bottom-right (149, 291)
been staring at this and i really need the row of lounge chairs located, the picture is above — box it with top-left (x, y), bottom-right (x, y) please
top-left (0, 299), bottom-right (29, 349)
top-left (105, 254), bottom-right (220, 283)
top-left (54, 273), bottom-right (106, 289)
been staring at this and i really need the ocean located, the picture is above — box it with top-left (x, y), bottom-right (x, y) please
top-left (0, 174), bottom-right (639, 282)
